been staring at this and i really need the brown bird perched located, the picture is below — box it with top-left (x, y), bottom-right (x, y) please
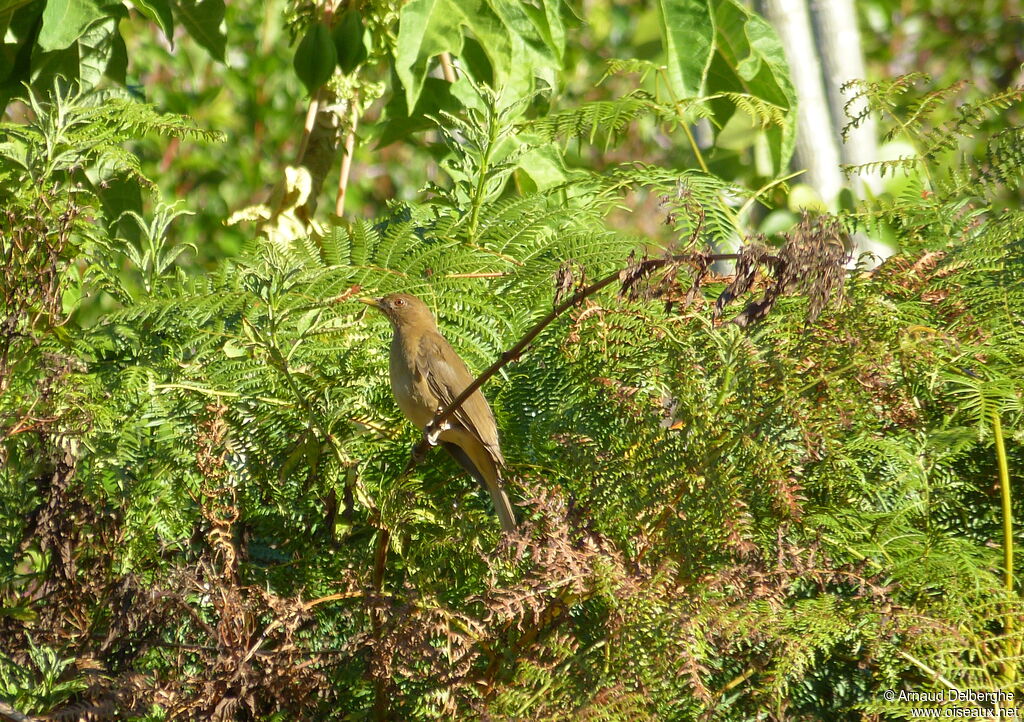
top-left (359, 293), bottom-right (517, 532)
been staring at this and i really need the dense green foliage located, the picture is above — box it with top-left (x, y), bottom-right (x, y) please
top-left (2, 1), bottom-right (1023, 720)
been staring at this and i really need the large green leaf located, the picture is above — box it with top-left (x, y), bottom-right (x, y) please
top-left (0, 7), bottom-right (13, 42)
top-left (519, 0), bottom-right (565, 64)
top-left (377, 75), bottom-right (461, 148)
top-left (0, 0), bottom-right (38, 14)
top-left (396, 0), bottom-right (504, 109)
top-left (513, 139), bottom-right (568, 193)
top-left (133, 0), bottom-right (174, 41)
top-left (658, 0), bottom-right (714, 101)
top-left (172, 0), bottom-right (225, 62)
top-left (707, 0), bottom-right (796, 174)
top-left (293, 21), bottom-right (336, 94)
top-left (30, 7), bottom-right (122, 89)
top-left (333, 9), bottom-right (367, 74)
top-left (0, 2), bottom-right (39, 105)
top-left (76, 14), bottom-right (118, 87)
top-left (105, 28), bottom-right (127, 84)
top-left (491, 0), bottom-right (563, 95)
top-left (394, 0), bottom-right (563, 109)
top-left (36, 0), bottom-right (102, 51)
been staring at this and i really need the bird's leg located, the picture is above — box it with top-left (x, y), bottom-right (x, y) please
top-left (425, 413), bottom-right (451, 446)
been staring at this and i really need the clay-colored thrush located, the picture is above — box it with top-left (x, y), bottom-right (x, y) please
top-left (360, 293), bottom-right (517, 532)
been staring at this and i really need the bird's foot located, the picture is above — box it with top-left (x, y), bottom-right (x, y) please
top-left (425, 419), bottom-right (450, 446)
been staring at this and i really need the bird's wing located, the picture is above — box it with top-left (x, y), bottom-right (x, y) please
top-left (416, 332), bottom-right (505, 467)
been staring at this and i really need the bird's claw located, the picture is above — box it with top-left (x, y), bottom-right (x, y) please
top-left (425, 418), bottom-right (449, 446)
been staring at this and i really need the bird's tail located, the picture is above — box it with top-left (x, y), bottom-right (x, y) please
top-left (441, 442), bottom-right (517, 532)
top-left (485, 478), bottom-right (517, 534)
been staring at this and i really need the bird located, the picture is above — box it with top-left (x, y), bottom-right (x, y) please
top-left (359, 293), bottom-right (517, 532)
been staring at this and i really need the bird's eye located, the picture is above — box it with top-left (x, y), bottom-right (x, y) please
top-left (393, 298), bottom-right (406, 307)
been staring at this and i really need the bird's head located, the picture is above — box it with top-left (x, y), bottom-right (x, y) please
top-left (359, 293), bottom-right (437, 331)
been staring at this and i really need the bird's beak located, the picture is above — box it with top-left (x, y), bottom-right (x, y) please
top-left (358, 297), bottom-right (382, 309)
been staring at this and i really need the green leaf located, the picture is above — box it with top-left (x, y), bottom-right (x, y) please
top-left (30, 9), bottom-right (121, 90)
top-left (377, 75), bottom-right (460, 147)
top-left (0, 139), bottom-right (28, 169)
top-left (279, 429), bottom-right (319, 483)
top-left (77, 13), bottom-right (118, 87)
top-left (172, 0), bottom-right (225, 62)
top-left (396, 0), bottom-right (469, 109)
top-left (133, 0), bottom-right (174, 40)
top-left (0, 7), bottom-right (12, 41)
top-left (519, 0), bottom-right (565, 64)
top-left (293, 21), bottom-right (336, 94)
top-left (30, 46), bottom-right (80, 87)
top-left (0, 1), bottom-right (41, 103)
top-left (514, 141), bottom-right (568, 193)
top-left (333, 9), bottom-right (366, 74)
top-left (61, 275), bottom-right (82, 315)
top-left (395, 0), bottom-right (512, 109)
top-left (36, 0), bottom-right (103, 51)
top-left (658, 0), bottom-right (714, 100)
top-left (96, 174), bottom-right (143, 241)
top-left (787, 182), bottom-right (826, 212)
top-left (394, 0), bottom-right (565, 109)
top-left (222, 339), bottom-right (247, 358)
top-left (106, 28), bottom-right (127, 83)
top-left (487, 0), bottom-right (560, 96)
top-left (708, 0), bottom-right (796, 174)
top-left (0, 0), bottom-right (39, 15)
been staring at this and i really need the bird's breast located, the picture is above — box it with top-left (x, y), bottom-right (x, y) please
top-left (389, 333), bottom-right (435, 429)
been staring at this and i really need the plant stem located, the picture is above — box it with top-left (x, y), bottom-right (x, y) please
top-left (895, 649), bottom-right (962, 693)
top-left (335, 100), bottom-right (359, 217)
top-left (467, 102), bottom-right (499, 240)
top-left (295, 88), bottom-right (321, 164)
top-left (439, 52), bottom-right (457, 83)
top-left (993, 411), bottom-right (1018, 685)
top-left (681, 121), bottom-right (710, 174)
top-left (994, 412), bottom-right (1014, 593)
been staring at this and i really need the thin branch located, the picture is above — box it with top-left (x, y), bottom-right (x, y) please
top-left (439, 52), bottom-right (457, 83)
top-left (993, 412), bottom-right (1019, 684)
top-left (994, 412), bottom-right (1015, 594)
top-left (445, 271), bottom-right (509, 279)
top-left (895, 649), bottom-right (964, 694)
top-left (335, 100), bottom-right (359, 217)
top-left (295, 89), bottom-right (322, 165)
